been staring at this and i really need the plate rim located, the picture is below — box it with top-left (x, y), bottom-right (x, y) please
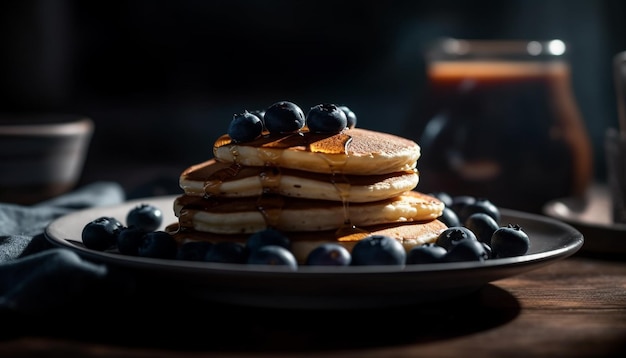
top-left (44, 195), bottom-right (584, 275)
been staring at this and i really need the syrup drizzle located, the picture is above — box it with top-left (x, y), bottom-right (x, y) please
top-left (203, 163), bottom-right (242, 197)
top-left (256, 165), bottom-right (285, 228)
top-left (312, 135), bottom-right (370, 241)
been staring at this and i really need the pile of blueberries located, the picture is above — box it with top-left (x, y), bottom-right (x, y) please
top-left (81, 193), bottom-right (530, 271)
top-left (421, 192), bottom-right (530, 264)
top-left (228, 100), bottom-right (357, 142)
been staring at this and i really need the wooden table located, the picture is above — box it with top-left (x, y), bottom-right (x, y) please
top-left (1, 250), bottom-right (624, 357)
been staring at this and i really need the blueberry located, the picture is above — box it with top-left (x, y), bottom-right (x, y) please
top-left (247, 245), bottom-right (298, 270)
top-left (176, 241), bottom-right (214, 261)
top-left (338, 105), bottom-right (357, 129)
top-left (429, 191), bottom-right (453, 207)
top-left (137, 231), bottom-right (178, 259)
top-left (458, 198), bottom-right (500, 223)
top-left (205, 241), bottom-right (248, 264)
top-left (450, 195), bottom-right (476, 216)
top-left (490, 224), bottom-right (530, 258)
top-left (435, 226), bottom-right (477, 251)
top-left (464, 212), bottom-right (499, 244)
top-left (305, 243), bottom-right (351, 266)
top-left (406, 243), bottom-right (447, 264)
top-left (246, 228), bottom-right (291, 253)
top-left (481, 242), bottom-right (493, 259)
top-left (250, 109), bottom-right (265, 123)
top-left (350, 235), bottom-right (406, 266)
top-left (263, 101), bottom-right (305, 133)
top-left (227, 111), bottom-right (263, 142)
top-left (443, 239), bottom-right (489, 262)
top-left (116, 227), bottom-right (146, 256)
top-left (438, 207), bottom-right (461, 227)
top-left (126, 204), bottom-right (163, 232)
top-left (306, 103), bottom-right (348, 133)
top-left (82, 216), bottom-right (124, 251)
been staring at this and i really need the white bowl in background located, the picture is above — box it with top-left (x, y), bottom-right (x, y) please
top-left (0, 114), bottom-right (94, 205)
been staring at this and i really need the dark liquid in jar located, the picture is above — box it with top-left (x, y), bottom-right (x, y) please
top-left (413, 61), bottom-right (592, 213)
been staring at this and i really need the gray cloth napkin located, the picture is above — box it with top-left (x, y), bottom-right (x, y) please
top-left (0, 182), bottom-right (128, 313)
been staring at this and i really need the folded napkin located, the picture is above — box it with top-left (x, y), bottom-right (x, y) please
top-left (0, 182), bottom-right (129, 313)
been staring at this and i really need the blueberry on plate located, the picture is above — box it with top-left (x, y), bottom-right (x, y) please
top-left (306, 103), bottom-right (347, 133)
top-left (227, 110), bottom-right (264, 142)
top-left (137, 231), bottom-right (177, 259)
top-left (481, 242), bottom-right (493, 259)
top-left (247, 245), bottom-right (298, 270)
top-left (406, 243), bottom-right (447, 264)
top-left (464, 212), bottom-right (499, 245)
top-left (205, 241), bottom-right (248, 264)
top-left (126, 203), bottom-right (163, 232)
top-left (305, 243), bottom-right (351, 266)
top-left (490, 224), bottom-right (530, 258)
top-left (350, 235), bottom-right (406, 266)
top-left (82, 216), bottom-right (124, 251)
top-left (435, 226), bottom-right (477, 251)
top-left (338, 105), bottom-right (357, 129)
top-left (443, 239), bottom-right (490, 263)
top-left (429, 191), bottom-right (453, 207)
top-left (458, 197), bottom-right (500, 223)
top-left (176, 241), bottom-right (214, 261)
top-left (438, 207), bottom-right (461, 227)
top-left (116, 227), bottom-right (147, 256)
top-left (246, 228), bottom-right (291, 253)
top-left (263, 101), bottom-right (305, 134)
top-left (449, 195), bottom-right (476, 216)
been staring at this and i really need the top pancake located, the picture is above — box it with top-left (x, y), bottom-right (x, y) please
top-left (213, 127), bottom-right (420, 175)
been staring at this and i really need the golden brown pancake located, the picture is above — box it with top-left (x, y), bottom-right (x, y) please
top-left (212, 127), bottom-right (420, 176)
top-left (173, 190), bottom-right (444, 234)
top-left (171, 120), bottom-right (438, 264)
top-left (179, 158), bottom-right (419, 202)
top-left (166, 219), bottom-right (448, 264)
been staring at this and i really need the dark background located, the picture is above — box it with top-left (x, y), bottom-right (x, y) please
top-left (1, 0), bottom-right (625, 196)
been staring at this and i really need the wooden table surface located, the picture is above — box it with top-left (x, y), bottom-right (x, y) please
top-left (1, 249), bottom-right (625, 358)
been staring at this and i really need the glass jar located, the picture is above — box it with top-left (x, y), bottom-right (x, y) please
top-left (412, 38), bottom-right (593, 213)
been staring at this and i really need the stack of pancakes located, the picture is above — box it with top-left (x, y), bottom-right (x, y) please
top-left (168, 126), bottom-right (447, 262)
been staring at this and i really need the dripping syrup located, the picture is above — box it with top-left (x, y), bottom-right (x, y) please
top-left (203, 162), bottom-right (242, 196)
top-left (211, 128), bottom-right (376, 241)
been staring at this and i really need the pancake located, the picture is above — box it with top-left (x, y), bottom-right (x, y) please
top-left (212, 127), bottom-right (420, 176)
top-left (166, 219), bottom-right (448, 263)
top-left (180, 158), bottom-right (419, 202)
top-left (173, 190), bottom-right (444, 234)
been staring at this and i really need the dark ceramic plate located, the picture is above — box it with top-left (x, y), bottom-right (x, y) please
top-left (46, 195), bottom-right (583, 309)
